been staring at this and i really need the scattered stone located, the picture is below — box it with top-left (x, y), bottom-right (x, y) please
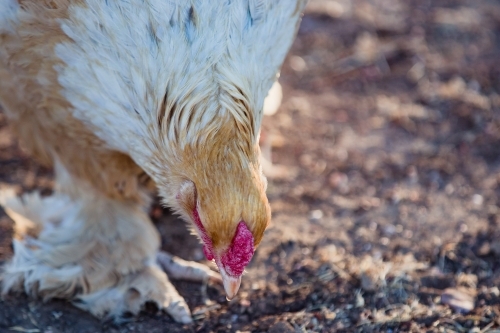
top-left (441, 288), bottom-right (476, 313)
top-left (309, 209), bottom-right (324, 221)
top-left (289, 55), bottom-right (307, 72)
top-left (323, 308), bottom-right (337, 321)
top-left (472, 194), bottom-right (483, 206)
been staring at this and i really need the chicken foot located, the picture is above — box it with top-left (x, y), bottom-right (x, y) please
top-left (157, 251), bottom-right (222, 284)
top-left (0, 178), bottom-right (202, 324)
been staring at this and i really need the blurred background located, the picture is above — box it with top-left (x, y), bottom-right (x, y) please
top-left (1, 0), bottom-right (500, 332)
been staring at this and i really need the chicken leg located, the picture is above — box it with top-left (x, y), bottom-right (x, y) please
top-left (0, 162), bottom-right (219, 324)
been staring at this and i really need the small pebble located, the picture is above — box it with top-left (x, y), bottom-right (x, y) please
top-left (441, 288), bottom-right (476, 313)
top-left (472, 194), bottom-right (483, 206)
top-left (290, 55), bottom-right (307, 72)
top-left (310, 209), bottom-right (324, 220)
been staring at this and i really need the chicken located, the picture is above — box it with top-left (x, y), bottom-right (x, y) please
top-left (0, 0), bottom-right (306, 324)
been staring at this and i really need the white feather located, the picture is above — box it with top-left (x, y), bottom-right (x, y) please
top-left (0, 0), bottom-right (19, 33)
top-left (54, 0), bottom-right (305, 176)
top-left (249, 0), bottom-right (268, 22)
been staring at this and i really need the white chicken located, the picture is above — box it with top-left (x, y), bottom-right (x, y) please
top-left (0, 0), bottom-right (306, 324)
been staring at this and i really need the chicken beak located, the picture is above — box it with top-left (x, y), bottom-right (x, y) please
top-left (223, 275), bottom-right (241, 300)
top-left (219, 265), bottom-right (242, 300)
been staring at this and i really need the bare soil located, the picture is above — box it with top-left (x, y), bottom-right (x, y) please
top-left (1, 0), bottom-right (500, 332)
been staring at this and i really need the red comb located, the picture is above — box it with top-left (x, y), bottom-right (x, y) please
top-left (221, 221), bottom-right (254, 276)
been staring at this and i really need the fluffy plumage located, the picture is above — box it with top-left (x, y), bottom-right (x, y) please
top-left (0, 0), bottom-right (306, 323)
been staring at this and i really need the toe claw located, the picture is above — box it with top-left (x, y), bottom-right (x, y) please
top-left (180, 315), bottom-right (193, 324)
top-left (165, 299), bottom-right (193, 324)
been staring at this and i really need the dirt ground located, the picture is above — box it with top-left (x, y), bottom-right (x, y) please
top-left (1, 0), bottom-right (500, 332)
